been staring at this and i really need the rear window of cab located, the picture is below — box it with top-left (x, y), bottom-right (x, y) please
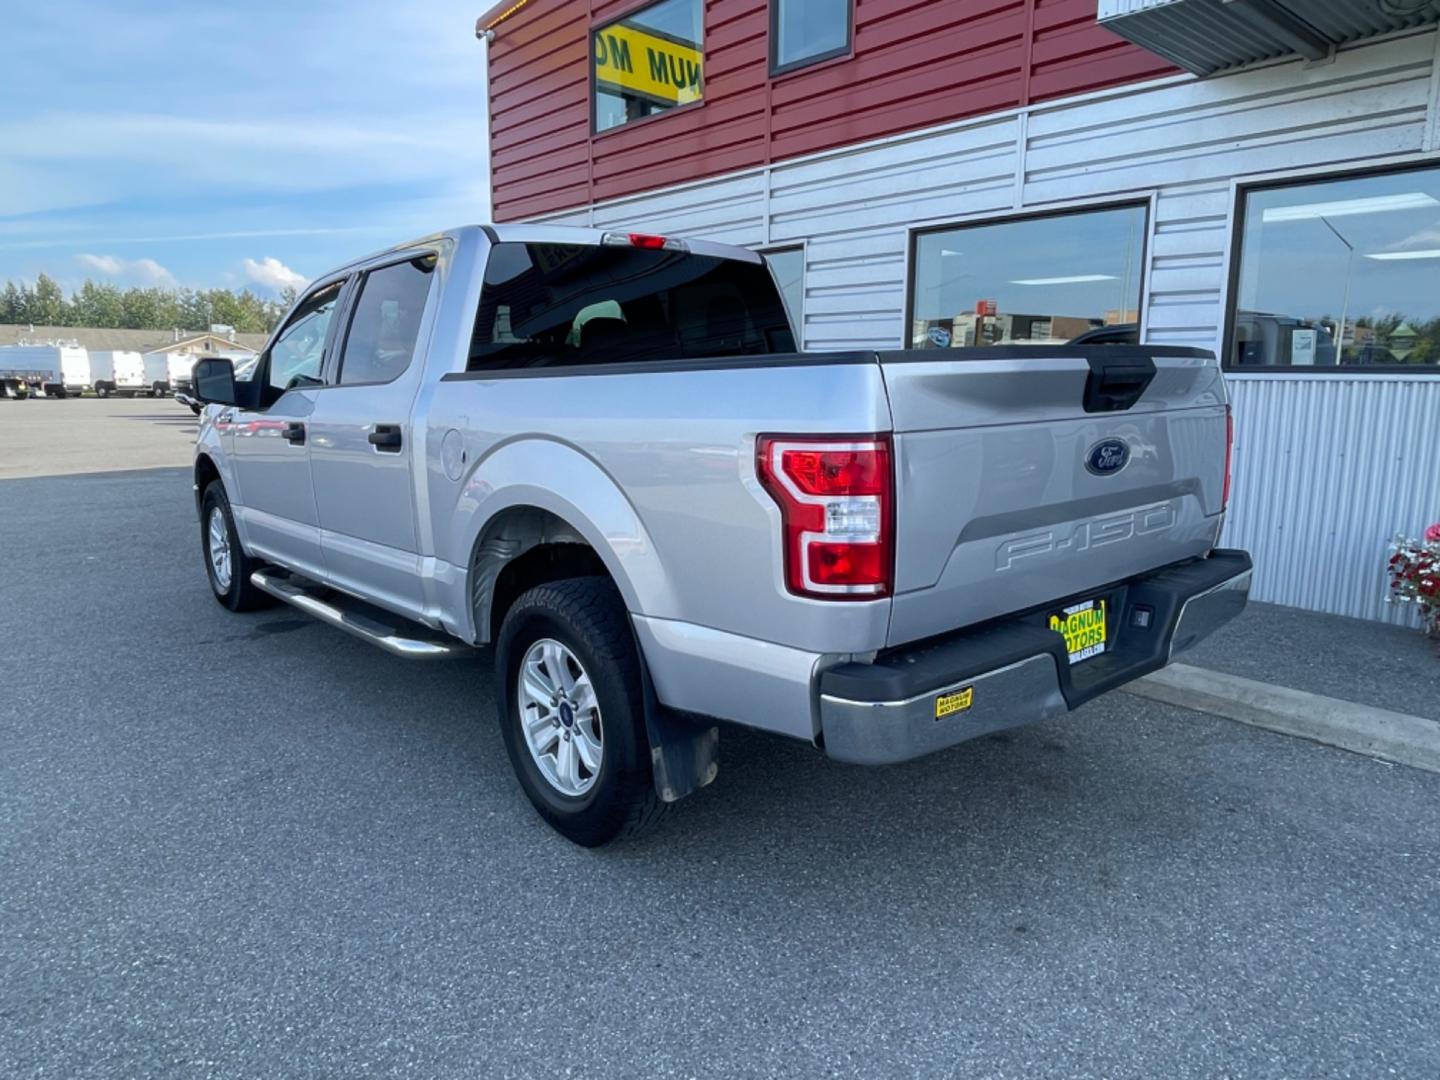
top-left (467, 242), bottom-right (796, 371)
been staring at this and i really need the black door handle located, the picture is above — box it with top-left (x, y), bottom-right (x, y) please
top-left (283, 421), bottom-right (306, 445)
top-left (368, 424), bottom-right (403, 452)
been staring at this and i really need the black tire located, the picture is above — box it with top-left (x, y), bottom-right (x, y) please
top-left (200, 481), bottom-right (274, 612)
top-left (495, 577), bottom-right (668, 846)
top-left (97, 385), bottom-right (110, 399)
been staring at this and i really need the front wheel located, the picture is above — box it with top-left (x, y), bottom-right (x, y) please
top-left (495, 577), bottom-right (668, 846)
top-left (200, 482), bottom-right (274, 612)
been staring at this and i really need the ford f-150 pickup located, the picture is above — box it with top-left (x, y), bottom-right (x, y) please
top-left (189, 224), bottom-right (1251, 845)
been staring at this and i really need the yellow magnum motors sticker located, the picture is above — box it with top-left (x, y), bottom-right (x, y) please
top-left (935, 687), bottom-right (974, 719)
top-left (1050, 599), bottom-right (1107, 665)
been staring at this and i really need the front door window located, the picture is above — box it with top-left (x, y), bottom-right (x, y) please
top-left (266, 282), bottom-right (343, 399)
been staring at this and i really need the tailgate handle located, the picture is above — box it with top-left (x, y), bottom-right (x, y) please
top-left (1083, 356), bottom-right (1156, 413)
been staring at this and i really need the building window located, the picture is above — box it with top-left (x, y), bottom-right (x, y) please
top-left (1229, 164), bottom-right (1440, 370)
top-left (908, 204), bottom-right (1147, 350)
top-left (771, 0), bottom-right (852, 74)
top-left (592, 0), bottom-right (703, 134)
top-left (762, 247), bottom-right (804, 339)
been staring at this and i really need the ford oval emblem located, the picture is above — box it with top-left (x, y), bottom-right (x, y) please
top-left (1085, 438), bottom-right (1130, 476)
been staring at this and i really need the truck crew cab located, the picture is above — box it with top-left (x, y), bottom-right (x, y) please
top-left (190, 224), bottom-right (1250, 845)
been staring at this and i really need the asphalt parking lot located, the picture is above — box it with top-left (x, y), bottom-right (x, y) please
top-left (3, 429), bottom-right (1440, 1077)
top-left (0, 397), bottom-right (195, 479)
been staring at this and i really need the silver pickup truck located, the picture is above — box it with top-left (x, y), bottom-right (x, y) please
top-left (190, 224), bottom-right (1251, 845)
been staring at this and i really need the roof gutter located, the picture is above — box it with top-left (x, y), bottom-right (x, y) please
top-left (475, 0), bottom-right (537, 40)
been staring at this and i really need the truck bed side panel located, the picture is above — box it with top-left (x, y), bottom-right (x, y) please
top-left (426, 357), bottom-right (895, 657)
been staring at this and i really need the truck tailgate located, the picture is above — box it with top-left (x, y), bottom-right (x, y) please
top-left (879, 346), bottom-right (1228, 648)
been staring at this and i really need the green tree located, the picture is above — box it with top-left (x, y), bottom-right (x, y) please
top-left (29, 273), bottom-right (67, 325)
top-left (0, 281), bottom-right (23, 323)
top-left (70, 281), bottom-right (126, 327)
top-left (1, 273), bottom-right (293, 334)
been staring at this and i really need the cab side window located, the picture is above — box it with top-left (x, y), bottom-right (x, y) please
top-left (337, 257), bottom-right (436, 386)
top-left (265, 282), bottom-right (343, 400)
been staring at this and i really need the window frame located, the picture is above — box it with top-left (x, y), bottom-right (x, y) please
top-left (460, 240), bottom-right (801, 377)
top-left (769, 0), bottom-right (854, 77)
top-left (902, 197), bottom-right (1155, 352)
top-left (328, 251), bottom-right (441, 389)
top-left (759, 243), bottom-right (806, 345)
top-left (1222, 158), bottom-right (1440, 376)
top-left (589, 0), bottom-right (706, 138)
top-left (254, 274), bottom-right (352, 407)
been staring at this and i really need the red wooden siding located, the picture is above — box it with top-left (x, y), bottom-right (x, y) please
top-left (485, 0), bottom-right (1176, 221)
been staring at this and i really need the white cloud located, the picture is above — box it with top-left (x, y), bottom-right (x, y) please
top-left (75, 252), bottom-right (176, 285)
top-left (242, 256), bottom-right (306, 293)
top-left (76, 253), bottom-right (123, 275)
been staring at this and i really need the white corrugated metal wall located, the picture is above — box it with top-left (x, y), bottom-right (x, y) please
top-left (535, 29), bottom-right (1440, 624)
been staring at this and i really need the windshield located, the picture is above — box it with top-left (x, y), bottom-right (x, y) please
top-left (468, 242), bottom-right (796, 370)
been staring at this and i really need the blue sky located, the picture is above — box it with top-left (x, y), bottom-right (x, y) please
top-left (1, 1), bottom-right (490, 298)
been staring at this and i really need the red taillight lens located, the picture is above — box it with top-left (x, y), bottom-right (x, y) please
top-left (628, 233), bottom-right (667, 249)
top-left (1223, 406), bottom-right (1234, 510)
top-left (757, 436), bottom-right (893, 599)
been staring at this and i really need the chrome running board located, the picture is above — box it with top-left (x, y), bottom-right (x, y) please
top-left (251, 568), bottom-right (472, 660)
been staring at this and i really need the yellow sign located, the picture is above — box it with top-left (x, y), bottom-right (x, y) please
top-left (1050, 600), bottom-right (1107, 665)
top-left (593, 22), bottom-right (703, 107)
top-left (935, 687), bottom-right (974, 719)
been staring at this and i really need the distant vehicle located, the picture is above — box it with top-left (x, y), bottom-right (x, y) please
top-left (0, 345), bottom-right (87, 398)
top-left (1069, 323), bottom-right (1139, 346)
top-left (166, 354), bottom-right (197, 398)
top-left (81, 351), bottom-right (128, 397)
top-left (113, 351), bottom-right (171, 397)
top-left (188, 224), bottom-right (1250, 845)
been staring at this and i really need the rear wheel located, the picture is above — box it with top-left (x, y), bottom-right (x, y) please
top-left (495, 577), bottom-right (668, 846)
top-left (200, 481), bottom-right (273, 612)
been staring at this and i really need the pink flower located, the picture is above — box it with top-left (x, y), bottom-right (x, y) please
top-left (1427, 522), bottom-right (1440, 544)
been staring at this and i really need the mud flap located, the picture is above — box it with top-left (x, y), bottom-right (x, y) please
top-left (638, 652), bottom-right (719, 803)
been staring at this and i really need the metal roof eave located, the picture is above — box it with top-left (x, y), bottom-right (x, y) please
top-left (1098, 0), bottom-right (1440, 77)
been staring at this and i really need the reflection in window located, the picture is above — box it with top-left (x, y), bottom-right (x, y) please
top-left (1231, 166), bottom-right (1440, 368)
top-left (772, 0), bottom-right (850, 73)
top-left (909, 205), bottom-right (1146, 350)
top-left (763, 247), bottom-right (804, 338)
top-left (267, 283), bottom-right (341, 394)
top-left (593, 0), bottom-right (703, 133)
top-left (338, 257), bottom-right (435, 386)
top-left (468, 243), bottom-right (795, 370)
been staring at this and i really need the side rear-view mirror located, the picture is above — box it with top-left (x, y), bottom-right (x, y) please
top-left (192, 357), bottom-right (238, 407)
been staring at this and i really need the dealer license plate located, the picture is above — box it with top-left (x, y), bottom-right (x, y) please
top-left (1050, 599), bottom-right (1107, 665)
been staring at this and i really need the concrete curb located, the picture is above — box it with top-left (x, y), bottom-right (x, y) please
top-left (1124, 663), bottom-right (1440, 774)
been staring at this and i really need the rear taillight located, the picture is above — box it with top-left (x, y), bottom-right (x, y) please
top-left (1223, 405), bottom-right (1234, 510)
top-left (757, 435), bottom-right (893, 600)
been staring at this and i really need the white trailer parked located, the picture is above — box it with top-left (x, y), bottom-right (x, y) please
top-left (0, 345), bottom-right (87, 399)
top-left (113, 351), bottom-right (170, 397)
